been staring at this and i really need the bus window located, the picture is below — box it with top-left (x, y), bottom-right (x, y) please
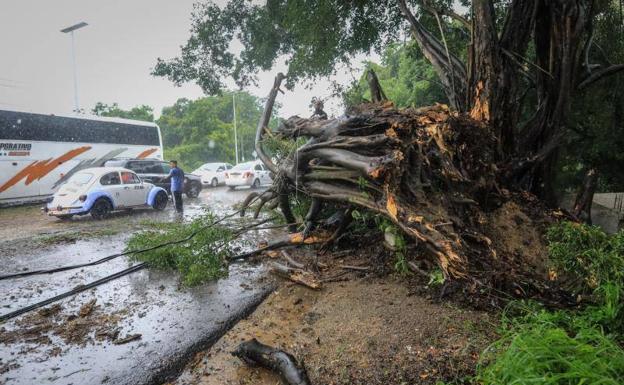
top-left (100, 172), bottom-right (121, 186)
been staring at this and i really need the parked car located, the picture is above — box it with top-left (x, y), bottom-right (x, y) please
top-left (225, 161), bottom-right (272, 190)
top-left (104, 159), bottom-right (203, 198)
top-left (44, 167), bottom-right (168, 220)
top-left (192, 162), bottom-right (233, 187)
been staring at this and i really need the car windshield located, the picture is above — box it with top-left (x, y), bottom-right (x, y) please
top-left (202, 164), bottom-right (219, 171)
top-left (68, 172), bottom-right (94, 186)
top-left (231, 163), bottom-right (253, 171)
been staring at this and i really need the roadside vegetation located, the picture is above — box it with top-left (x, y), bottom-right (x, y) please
top-left (476, 222), bottom-right (624, 385)
top-left (126, 211), bottom-right (233, 286)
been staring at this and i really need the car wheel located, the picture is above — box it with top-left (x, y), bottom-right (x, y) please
top-left (90, 198), bottom-right (112, 220)
top-left (153, 191), bottom-right (168, 210)
top-left (252, 179), bottom-right (260, 189)
top-left (211, 178), bottom-right (218, 188)
top-left (228, 186), bottom-right (236, 191)
top-left (186, 183), bottom-right (200, 198)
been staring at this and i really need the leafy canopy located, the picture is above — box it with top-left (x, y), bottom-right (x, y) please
top-left (152, 0), bottom-right (407, 92)
top-left (157, 91), bottom-right (271, 170)
top-left (343, 42), bottom-right (447, 108)
top-left (92, 102), bottom-right (154, 122)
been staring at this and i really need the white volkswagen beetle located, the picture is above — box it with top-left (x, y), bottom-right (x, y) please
top-left (44, 167), bottom-right (169, 220)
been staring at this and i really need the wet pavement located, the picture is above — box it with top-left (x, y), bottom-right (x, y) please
top-left (0, 187), bottom-right (277, 385)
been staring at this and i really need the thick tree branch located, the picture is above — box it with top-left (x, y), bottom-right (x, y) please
top-left (577, 64), bottom-right (624, 90)
top-left (256, 72), bottom-right (286, 174)
top-left (397, 0), bottom-right (467, 110)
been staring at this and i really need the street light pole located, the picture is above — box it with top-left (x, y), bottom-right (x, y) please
top-left (233, 93), bottom-right (239, 164)
top-left (60, 22), bottom-right (88, 113)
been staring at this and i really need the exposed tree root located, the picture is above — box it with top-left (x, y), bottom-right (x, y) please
top-left (244, 73), bottom-right (573, 304)
top-left (232, 338), bottom-right (311, 385)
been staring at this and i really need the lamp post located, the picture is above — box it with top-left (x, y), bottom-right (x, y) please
top-left (60, 22), bottom-right (88, 113)
top-left (233, 93), bottom-right (239, 164)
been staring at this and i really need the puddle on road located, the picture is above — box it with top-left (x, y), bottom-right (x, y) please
top-left (0, 187), bottom-right (277, 385)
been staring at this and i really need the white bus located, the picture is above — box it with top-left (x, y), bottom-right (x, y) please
top-left (0, 109), bottom-right (163, 206)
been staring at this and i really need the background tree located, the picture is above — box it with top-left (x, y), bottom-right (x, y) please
top-left (343, 42), bottom-right (447, 108)
top-left (92, 102), bottom-right (154, 122)
top-left (157, 91), bottom-right (274, 170)
top-left (91, 91), bottom-right (274, 171)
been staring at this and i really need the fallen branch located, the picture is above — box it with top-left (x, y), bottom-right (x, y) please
top-left (338, 264), bottom-right (370, 271)
top-left (271, 262), bottom-right (321, 290)
top-left (232, 338), bottom-right (312, 385)
top-left (281, 250), bottom-right (305, 269)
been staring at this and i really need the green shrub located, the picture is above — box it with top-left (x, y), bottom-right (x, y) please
top-left (547, 222), bottom-right (624, 292)
top-left (126, 211), bottom-right (233, 286)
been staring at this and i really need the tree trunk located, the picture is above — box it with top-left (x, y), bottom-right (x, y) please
top-left (573, 168), bottom-right (598, 224)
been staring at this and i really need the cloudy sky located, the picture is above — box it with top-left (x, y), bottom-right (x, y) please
top-left (0, 0), bottom-right (374, 119)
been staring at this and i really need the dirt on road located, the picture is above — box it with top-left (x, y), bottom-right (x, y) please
top-left (172, 275), bottom-right (497, 385)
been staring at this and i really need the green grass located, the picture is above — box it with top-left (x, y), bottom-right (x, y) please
top-left (475, 222), bottom-right (624, 385)
top-left (477, 301), bottom-right (624, 385)
top-left (126, 210), bottom-right (233, 286)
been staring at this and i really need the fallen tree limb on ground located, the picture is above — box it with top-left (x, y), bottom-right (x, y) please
top-left (232, 338), bottom-right (312, 385)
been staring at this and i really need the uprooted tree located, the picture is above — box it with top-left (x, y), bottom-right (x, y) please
top-left (154, 0), bottom-right (624, 286)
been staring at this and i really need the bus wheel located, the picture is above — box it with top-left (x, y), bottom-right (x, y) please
top-left (90, 199), bottom-right (112, 220)
top-left (153, 191), bottom-right (168, 210)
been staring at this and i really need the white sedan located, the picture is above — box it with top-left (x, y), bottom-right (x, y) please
top-left (225, 161), bottom-right (272, 190)
top-left (192, 162), bottom-right (233, 187)
top-left (44, 167), bottom-right (169, 220)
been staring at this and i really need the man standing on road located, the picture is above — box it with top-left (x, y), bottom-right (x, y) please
top-left (165, 160), bottom-right (184, 213)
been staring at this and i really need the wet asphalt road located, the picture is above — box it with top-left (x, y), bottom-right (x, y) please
top-left (0, 186), bottom-right (277, 385)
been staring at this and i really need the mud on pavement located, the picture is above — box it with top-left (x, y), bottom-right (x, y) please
top-left (172, 277), bottom-right (497, 385)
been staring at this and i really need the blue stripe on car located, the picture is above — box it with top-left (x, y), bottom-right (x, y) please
top-left (83, 190), bottom-right (115, 211)
top-left (147, 186), bottom-right (167, 206)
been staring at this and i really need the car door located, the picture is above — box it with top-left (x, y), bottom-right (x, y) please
top-left (253, 164), bottom-right (264, 184)
top-left (120, 171), bottom-right (147, 206)
top-left (216, 165), bottom-right (226, 183)
top-left (258, 164), bottom-right (271, 184)
top-left (98, 171), bottom-right (124, 207)
top-left (136, 161), bottom-right (164, 189)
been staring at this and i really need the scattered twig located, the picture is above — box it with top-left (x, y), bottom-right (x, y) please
top-left (281, 250), bottom-right (305, 269)
top-left (338, 265), bottom-right (370, 271)
top-left (271, 262), bottom-right (321, 290)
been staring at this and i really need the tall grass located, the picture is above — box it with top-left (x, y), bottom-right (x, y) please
top-left (476, 223), bottom-right (624, 385)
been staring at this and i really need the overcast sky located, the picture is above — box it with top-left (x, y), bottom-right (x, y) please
top-left (0, 0), bottom-right (374, 119)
